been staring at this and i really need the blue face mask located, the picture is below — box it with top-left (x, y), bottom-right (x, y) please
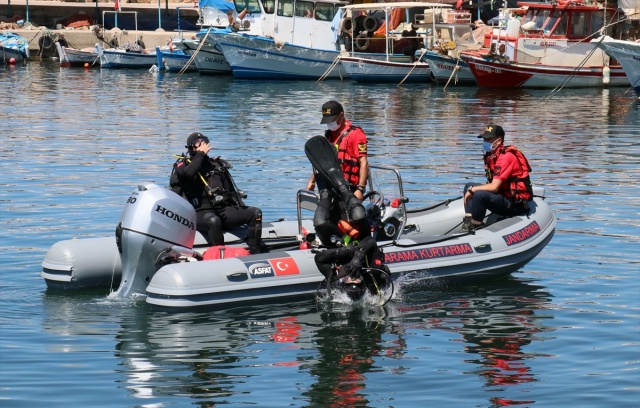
top-left (482, 140), bottom-right (494, 154)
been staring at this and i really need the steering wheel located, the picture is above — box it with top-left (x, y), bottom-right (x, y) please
top-left (362, 190), bottom-right (383, 210)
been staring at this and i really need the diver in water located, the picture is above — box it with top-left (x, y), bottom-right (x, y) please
top-left (313, 219), bottom-right (390, 300)
top-left (170, 132), bottom-right (263, 254)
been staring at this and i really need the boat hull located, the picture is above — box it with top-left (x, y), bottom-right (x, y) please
top-left (160, 50), bottom-right (197, 72)
top-left (97, 44), bottom-right (157, 69)
top-left (144, 196), bottom-right (555, 309)
top-left (1, 33), bottom-right (29, 63)
top-left (593, 36), bottom-right (640, 97)
top-left (340, 56), bottom-right (431, 82)
top-left (213, 33), bottom-right (348, 80)
top-left (421, 51), bottom-right (476, 85)
top-left (55, 42), bottom-right (99, 67)
top-left (181, 40), bottom-right (231, 74)
top-left (463, 53), bottom-right (628, 88)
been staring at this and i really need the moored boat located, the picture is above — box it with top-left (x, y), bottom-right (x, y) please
top-left (42, 165), bottom-right (556, 310)
top-left (338, 2), bottom-right (455, 83)
top-left (418, 18), bottom-right (492, 85)
top-left (1, 32), bottom-right (29, 63)
top-left (210, 0), bottom-right (349, 79)
top-left (460, 1), bottom-right (629, 88)
top-left (156, 43), bottom-right (198, 73)
top-left (592, 35), bottom-right (640, 98)
top-left (55, 42), bottom-right (99, 67)
top-left (96, 43), bottom-right (157, 69)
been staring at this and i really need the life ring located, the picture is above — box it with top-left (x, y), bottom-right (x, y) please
top-left (340, 18), bottom-right (353, 35)
top-left (38, 35), bottom-right (54, 50)
top-left (363, 16), bottom-right (378, 32)
top-left (354, 32), bottom-right (370, 51)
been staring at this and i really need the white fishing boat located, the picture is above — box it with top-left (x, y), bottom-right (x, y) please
top-left (338, 2), bottom-right (454, 83)
top-left (55, 42), bottom-right (99, 67)
top-left (96, 43), bottom-right (157, 69)
top-left (210, 0), bottom-right (349, 79)
top-left (418, 14), bottom-right (491, 85)
top-left (592, 35), bottom-right (640, 98)
top-left (156, 43), bottom-right (198, 73)
top-left (460, 1), bottom-right (629, 88)
top-left (178, 36), bottom-right (232, 74)
top-left (41, 161), bottom-right (556, 310)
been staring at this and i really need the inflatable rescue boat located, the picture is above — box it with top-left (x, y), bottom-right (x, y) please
top-left (41, 164), bottom-right (556, 310)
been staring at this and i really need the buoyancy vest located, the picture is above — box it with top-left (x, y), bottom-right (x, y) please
top-left (484, 145), bottom-right (533, 203)
top-left (326, 124), bottom-right (365, 186)
top-left (170, 154), bottom-right (242, 210)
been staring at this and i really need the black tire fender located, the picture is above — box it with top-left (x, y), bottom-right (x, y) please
top-left (38, 35), bottom-right (54, 50)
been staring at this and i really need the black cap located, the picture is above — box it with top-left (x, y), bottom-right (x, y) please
top-left (478, 125), bottom-right (505, 139)
top-left (186, 132), bottom-right (209, 148)
top-left (320, 100), bottom-right (344, 124)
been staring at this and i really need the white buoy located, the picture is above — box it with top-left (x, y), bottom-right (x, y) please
top-left (603, 65), bottom-right (610, 85)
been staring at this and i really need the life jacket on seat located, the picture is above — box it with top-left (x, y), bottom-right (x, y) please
top-left (202, 245), bottom-right (250, 260)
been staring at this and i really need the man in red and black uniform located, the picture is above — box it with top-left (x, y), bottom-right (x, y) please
top-left (306, 101), bottom-right (370, 246)
top-left (462, 125), bottom-right (533, 233)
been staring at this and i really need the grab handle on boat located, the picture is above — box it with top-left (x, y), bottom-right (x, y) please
top-left (227, 272), bottom-right (249, 282)
top-left (474, 241), bottom-right (491, 251)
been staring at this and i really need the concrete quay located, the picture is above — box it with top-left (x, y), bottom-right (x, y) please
top-left (1, 0), bottom-right (201, 55)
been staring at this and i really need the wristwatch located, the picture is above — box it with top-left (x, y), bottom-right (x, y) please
top-left (356, 185), bottom-right (366, 193)
top-left (469, 187), bottom-right (474, 194)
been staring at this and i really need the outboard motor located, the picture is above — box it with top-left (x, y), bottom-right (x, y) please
top-left (110, 182), bottom-right (196, 298)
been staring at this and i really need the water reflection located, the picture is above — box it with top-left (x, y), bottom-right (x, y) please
top-left (40, 277), bottom-right (554, 406)
top-left (389, 277), bottom-right (554, 407)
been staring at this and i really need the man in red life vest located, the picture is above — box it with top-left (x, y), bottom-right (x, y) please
top-left (306, 101), bottom-right (370, 246)
top-left (462, 125), bottom-right (533, 233)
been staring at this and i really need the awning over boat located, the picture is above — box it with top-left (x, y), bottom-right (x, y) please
top-left (619, 0), bottom-right (640, 19)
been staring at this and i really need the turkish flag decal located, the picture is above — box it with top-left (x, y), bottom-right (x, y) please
top-left (268, 257), bottom-right (300, 276)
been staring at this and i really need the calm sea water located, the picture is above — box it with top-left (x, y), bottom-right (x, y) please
top-left (1, 61), bottom-right (639, 407)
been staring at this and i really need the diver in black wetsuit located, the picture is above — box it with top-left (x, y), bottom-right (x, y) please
top-left (170, 132), bottom-right (263, 254)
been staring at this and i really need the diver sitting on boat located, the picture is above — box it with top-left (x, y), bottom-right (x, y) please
top-left (170, 132), bottom-right (263, 254)
top-left (462, 124), bottom-right (533, 233)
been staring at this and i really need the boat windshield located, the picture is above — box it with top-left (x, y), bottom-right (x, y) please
top-left (261, 0), bottom-right (275, 14)
top-left (546, 10), bottom-right (568, 36)
top-left (314, 2), bottom-right (337, 22)
top-left (234, 0), bottom-right (261, 14)
top-left (265, 0), bottom-right (336, 21)
top-left (523, 9), bottom-right (551, 31)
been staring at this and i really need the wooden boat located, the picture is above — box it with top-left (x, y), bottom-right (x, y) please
top-left (155, 44), bottom-right (198, 73)
top-left (1, 32), bottom-right (29, 63)
top-left (41, 165), bottom-right (556, 310)
top-left (177, 36), bottom-right (232, 74)
top-left (338, 2), bottom-right (453, 83)
top-left (96, 43), bottom-right (157, 69)
top-left (418, 19), bottom-right (492, 85)
top-left (460, 1), bottom-right (629, 88)
top-left (210, 0), bottom-right (349, 79)
top-left (592, 35), bottom-right (640, 98)
top-left (55, 42), bottom-right (99, 67)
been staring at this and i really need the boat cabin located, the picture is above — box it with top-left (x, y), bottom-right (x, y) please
top-left (338, 2), bottom-right (454, 56)
top-left (483, 1), bottom-right (624, 65)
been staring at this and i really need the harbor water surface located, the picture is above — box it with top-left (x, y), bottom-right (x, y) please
top-left (1, 61), bottom-right (639, 407)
